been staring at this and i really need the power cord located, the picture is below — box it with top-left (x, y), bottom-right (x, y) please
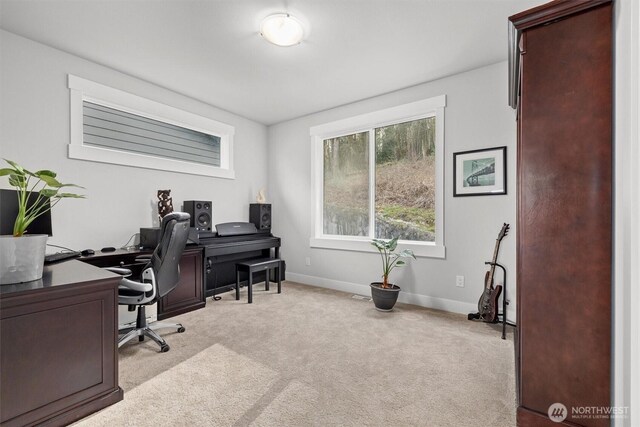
top-left (120, 233), bottom-right (139, 250)
top-left (46, 243), bottom-right (76, 253)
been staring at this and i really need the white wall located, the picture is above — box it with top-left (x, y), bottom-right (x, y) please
top-left (0, 30), bottom-right (269, 252)
top-left (268, 62), bottom-right (517, 319)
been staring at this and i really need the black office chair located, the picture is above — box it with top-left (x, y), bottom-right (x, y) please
top-left (107, 212), bottom-right (190, 352)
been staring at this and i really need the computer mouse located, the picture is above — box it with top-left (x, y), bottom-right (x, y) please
top-left (81, 249), bottom-right (95, 256)
top-left (101, 247), bottom-right (116, 252)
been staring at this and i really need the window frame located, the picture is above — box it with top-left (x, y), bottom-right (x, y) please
top-left (68, 74), bottom-right (235, 178)
top-left (309, 95), bottom-right (446, 258)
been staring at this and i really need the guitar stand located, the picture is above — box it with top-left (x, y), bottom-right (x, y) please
top-left (467, 261), bottom-right (510, 340)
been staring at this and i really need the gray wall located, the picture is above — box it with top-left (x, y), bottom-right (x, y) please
top-left (267, 62), bottom-right (517, 319)
top-left (0, 30), bottom-right (269, 251)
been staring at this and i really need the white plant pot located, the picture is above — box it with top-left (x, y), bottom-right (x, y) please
top-left (0, 234), bottom-right (48, 284)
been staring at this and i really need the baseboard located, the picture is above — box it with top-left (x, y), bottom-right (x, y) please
top-left (286, 272), bottom-right (478, 316)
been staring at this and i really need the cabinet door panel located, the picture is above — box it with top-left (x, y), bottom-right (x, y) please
top-left (158, 249), bottom-right (204, 320)
top-left (516, 3), bottom-right (612, 426)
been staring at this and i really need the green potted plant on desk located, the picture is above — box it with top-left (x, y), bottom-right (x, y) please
top-left (370, 237), bottom-right (416, 311)
top-left (0, 159), bottom-right (84, 284)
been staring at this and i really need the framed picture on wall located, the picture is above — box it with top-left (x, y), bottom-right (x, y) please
top-left (453, 146), bottom-right (507, 197)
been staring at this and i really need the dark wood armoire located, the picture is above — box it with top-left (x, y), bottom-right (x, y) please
top-left (509, 1), bottom-right (613, 426)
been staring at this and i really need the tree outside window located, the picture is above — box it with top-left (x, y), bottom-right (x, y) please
top-left (323, 117), bottom-right (436, 242)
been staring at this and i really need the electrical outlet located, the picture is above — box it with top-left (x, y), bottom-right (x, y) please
top-left (456, 275), bottom-right (465, 287)
top-left (305, 257), bottom-right (311, 266)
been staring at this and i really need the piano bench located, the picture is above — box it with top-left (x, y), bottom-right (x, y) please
top-left (235, 258), bottom-right (283, 304)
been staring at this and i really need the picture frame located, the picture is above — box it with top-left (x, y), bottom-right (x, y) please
top-left (453, 146), bottom-right (507, 197)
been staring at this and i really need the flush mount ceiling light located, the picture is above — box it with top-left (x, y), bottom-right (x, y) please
top-left (260, 13), bottom-right (304, 47)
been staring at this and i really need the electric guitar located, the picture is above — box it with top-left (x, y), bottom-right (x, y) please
top-left (477, 223), bottom-right (510, 323)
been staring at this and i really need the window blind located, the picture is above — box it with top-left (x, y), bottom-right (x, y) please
top-left (82, 101), bottom-right (221, 167)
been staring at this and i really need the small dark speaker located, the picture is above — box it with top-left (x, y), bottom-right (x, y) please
top-left (249, 203), bottom-right (271, 231)
top-left (183, 200), bottom-right (213, 232)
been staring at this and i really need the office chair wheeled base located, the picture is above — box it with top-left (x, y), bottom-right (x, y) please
top-left (118, 306), bottom-right (185, 352)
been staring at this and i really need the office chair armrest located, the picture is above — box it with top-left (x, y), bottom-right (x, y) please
top-left (105, 267), bottom-right (132, 277)
top-left (119, 277), bottom-right (153, 293)
top-left (134, 255), bottom-right (152, 263)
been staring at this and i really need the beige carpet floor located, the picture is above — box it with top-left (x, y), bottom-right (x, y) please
top-left (77, 281), bottom-right (516, 427)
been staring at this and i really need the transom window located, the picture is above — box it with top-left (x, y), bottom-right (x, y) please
top-left (82, 101), bottom-right (222, 167)
top-left (68, 75), bottom-right (235, 178)
top-left (311, 96), bottom-right (446, 258)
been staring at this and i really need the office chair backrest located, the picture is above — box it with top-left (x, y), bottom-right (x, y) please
top-left (150, 212), bottom-right (191, 299)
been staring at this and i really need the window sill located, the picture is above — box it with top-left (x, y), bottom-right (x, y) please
top-left (68, 144), bottom-right (235, 179)
top-left (309, 236), bottom-right (445, 259)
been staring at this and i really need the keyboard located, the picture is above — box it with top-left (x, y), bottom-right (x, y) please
top-left (44, 251), bottom-right (81, 264)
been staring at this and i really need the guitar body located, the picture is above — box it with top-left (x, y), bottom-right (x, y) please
top-left (477, 274), bottom-right (502, 323)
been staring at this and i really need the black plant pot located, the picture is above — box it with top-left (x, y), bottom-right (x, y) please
top-left (370, 282), bottom-right (401, 311)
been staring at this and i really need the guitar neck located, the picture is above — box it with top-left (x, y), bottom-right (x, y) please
top-left (486, 239), bottom-right (501, 289)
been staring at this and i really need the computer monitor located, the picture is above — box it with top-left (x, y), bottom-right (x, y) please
top-left (0, 189), bottom-right (52, 236)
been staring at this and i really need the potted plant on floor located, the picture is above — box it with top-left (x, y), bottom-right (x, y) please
top-left (370, 237), bottom-right (416, 311)
top-left (0, 159), bottom-right (84, 284)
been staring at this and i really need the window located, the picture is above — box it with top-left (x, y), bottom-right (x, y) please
top-left (323, 131), bottom-right (370, 236)
top-left (68, 75), bottom-right (235, 178)
top-left (311, 96), bottom-right (445, 258)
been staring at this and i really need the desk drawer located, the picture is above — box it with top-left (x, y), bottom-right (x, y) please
top-left (158, 249), bottom-right (205, 320)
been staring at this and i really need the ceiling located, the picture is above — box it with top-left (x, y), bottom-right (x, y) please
top-left (0, 0), bottom-right (543, 125)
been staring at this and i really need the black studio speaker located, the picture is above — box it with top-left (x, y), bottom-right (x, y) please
top-left (183, 200), bottom-right (213, 232)
top-left (249, 203), bottom-right (271, 231)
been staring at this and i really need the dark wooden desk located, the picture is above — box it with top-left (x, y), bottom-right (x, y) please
top-left (80, 246), bottom-right (205, 320)
top-left (0, 260), bottom-right (123, 427)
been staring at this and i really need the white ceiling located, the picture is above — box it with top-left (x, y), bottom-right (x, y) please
top-left (0, 0), bottom-right (543, 125)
